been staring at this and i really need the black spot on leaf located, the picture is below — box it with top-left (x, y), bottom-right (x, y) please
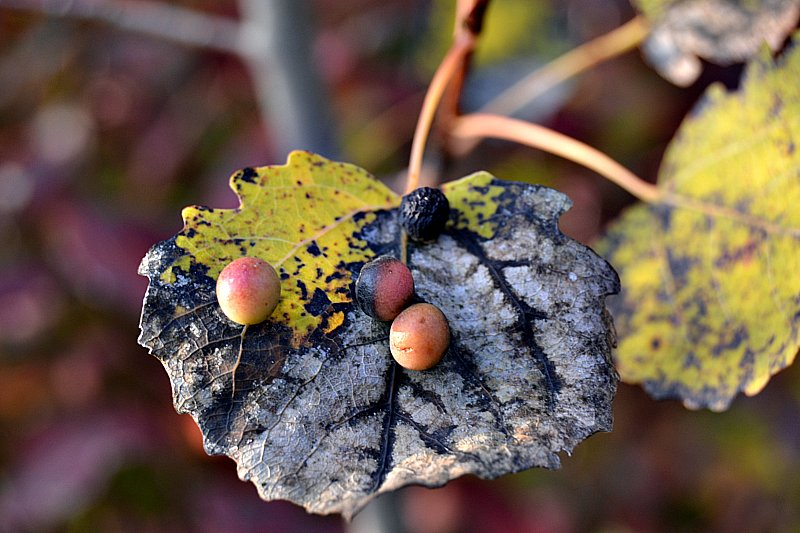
top-left (240, 167), bottom-right (258, 183)
top-left (307, 241), bottom-right (322, 256)
top-left (305, 287), bottom-right (332, 316)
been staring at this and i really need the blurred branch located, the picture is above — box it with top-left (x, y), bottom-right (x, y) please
top-left (0, 0), bottom-right (242, 53)
top-left (349, 492), bottom-right (407, 533)
top-left (0, 0), bottom-right (340, 160)
top-left (451, 113), bottom-right (661, 203)
top-left (481, 15), bottom-right (649, 116)
top-left (453, 16), bottom-right (649, 155)
top-left (346, 91), bottom-right (424, 171)
top-left (237, 0), bottom-right (339, 159)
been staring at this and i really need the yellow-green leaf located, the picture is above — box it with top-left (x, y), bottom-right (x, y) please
top-left (633, 0), bottom-right (800, 86)
top-left (597, 42), bottom-right (800, 411)
top-left (161, 150), bottom-right (398, 346)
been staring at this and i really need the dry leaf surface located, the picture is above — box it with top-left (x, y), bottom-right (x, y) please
top-left (138, 152), bottom-right (619, 517)
top-left (634, 0), bottom-right (799, 85)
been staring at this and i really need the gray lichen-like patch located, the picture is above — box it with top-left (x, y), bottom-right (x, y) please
top-left (138, 174), bottom-right (619, 519)
top-left (635, 0), bottom-right (800, 86)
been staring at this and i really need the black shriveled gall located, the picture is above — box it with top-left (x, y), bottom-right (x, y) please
top-left (400, 187), bottom-right (450, 242)
top-left (355, 256), bottom-right (414, 321)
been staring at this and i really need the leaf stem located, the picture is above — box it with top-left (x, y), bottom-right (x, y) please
top-left (450, 113), bottom-right (662, 203)
top-left (400, 230), bottom-right (409, 264)
top-left (406, 0), bottom-right (491, 195)
top-left (406, 36), bottom-right (474, 195)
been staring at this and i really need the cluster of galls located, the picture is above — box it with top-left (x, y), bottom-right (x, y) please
top-left (213, 187), bottom-right (451, 371)
top-left (355, 256), bottom-right (449, 370)
top-left (354, 187), bottom-right (451, 370)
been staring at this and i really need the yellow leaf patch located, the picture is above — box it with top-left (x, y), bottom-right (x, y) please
top-left (597, 42), bottom-right (800, 410)
top-left (162, 151), bottom-right (399, 346)
top-left (444, 171), bottom-right (508, 239)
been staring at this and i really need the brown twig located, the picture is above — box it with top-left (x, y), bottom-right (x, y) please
top-left (451, 113), bottom-right (661, 203)
top-left (405, 0), bottom-right (491, 194)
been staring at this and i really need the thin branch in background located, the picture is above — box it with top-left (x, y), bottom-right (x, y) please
top-left (451, 113), bottom-right (661, 203)
top-left (451, 16), bottom-right (648, 156)
top-left (481, 15), bottom-right (648, 116)
top-left (237, 0), bottom-right (340, 160)
top-left (0, 0), bottom-right (242, 53)
top-left (346, 91), bottom-right (425, 172)
top-left (1, 0), bottom-right (341, 160)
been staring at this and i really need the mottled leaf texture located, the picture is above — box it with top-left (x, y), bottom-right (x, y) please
top-left (138, 151), bottom-right (619, 518)
top-left (634, 0), bottom-right (799, 85)
top-left (597, 42), bottom-right (800, 411)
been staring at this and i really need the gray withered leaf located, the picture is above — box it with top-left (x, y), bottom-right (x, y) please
top-left (138, 152), bottom-right (619, 519)
top-left (634, 0), bottom-right (799, 85)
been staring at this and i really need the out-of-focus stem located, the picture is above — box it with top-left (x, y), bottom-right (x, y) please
top-left (453, 16), bottom-right (648, 156)
top-left (483, 15), bottom-right (648, 116)
top-left (0, 0), bottom-right (242, 52)
top-left (2, 0), bottom-right (340, 160)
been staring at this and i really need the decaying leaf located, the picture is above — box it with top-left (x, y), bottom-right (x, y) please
top-left (138, 151), bottom-right (619, 518)
top-left (597, 41), bottom-right (800, 411)
top-left (633, 0), bottom-right (799, 85)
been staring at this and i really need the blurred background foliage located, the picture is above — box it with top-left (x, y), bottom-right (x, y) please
top-left (0, 0), bottom-right (798, 531)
